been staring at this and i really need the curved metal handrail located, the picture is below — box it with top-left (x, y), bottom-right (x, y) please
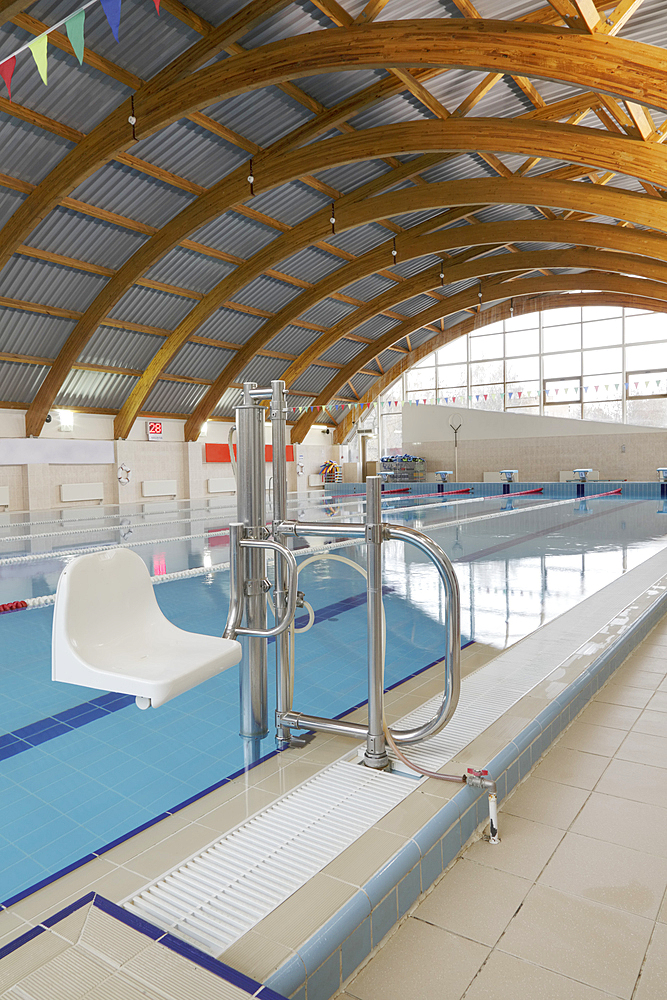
top-left (223, 523), bottom-right (298, 639)
top-left (385, 524), bottom-right (461, 746)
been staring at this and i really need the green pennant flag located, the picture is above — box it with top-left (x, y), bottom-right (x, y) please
top-left (65, 9), bottom-right (86, 65)
top-left (28, 33), bottom-right (48, 85)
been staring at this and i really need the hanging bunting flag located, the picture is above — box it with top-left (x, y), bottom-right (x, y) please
top-left (153, 0), bottom-right (160, 11)
top-left (564, 388), bottom-right (569, 395)
top-left (508, 392), bottom-right (513, 399)
top-left (0, 57), bottom-right (16, 101)
top-left (634, 382), bottom-right (639, 389)
top-left (554, 388), bottom-right (559, 395)
top-left (100, 0), bottom-right (122, 41)
top-left (594, 386), bottom-right (599, 392)
top-left (484, 394), bottom-right (488, 401)
top-left (65, 9), bottom-right (86, 64)
top-left (475, 395), bottom-right (479, 401)
top-left (518, 392), bottom-right (522, 399)
top-left (28, 34), bottom-right (48, 85)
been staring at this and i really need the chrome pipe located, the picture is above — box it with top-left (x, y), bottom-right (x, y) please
top-left (237, 382), bottom-right (268, 744)
top-left (276, 519), bottom-right (366, 539)
top-left (235, 538), bottom-right (297, 638)
top-left (386, 524), bottom-right (461, 745)
top-left (271, 380), bottom-right (292, 746)
top-left (278, 711), bottom-right (368, 739)
top-left (364, 476), bottom-right (388, 768)
top-left (222, 522), bottom-right (244, 640)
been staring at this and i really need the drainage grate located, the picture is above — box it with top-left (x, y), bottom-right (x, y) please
top-left (124, 760), bottom-right (415, 954)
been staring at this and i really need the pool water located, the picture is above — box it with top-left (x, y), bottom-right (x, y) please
top-left (1, 492), bottom-right (665, 905)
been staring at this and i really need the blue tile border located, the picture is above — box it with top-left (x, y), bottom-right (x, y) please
top-left (0, 891), bottom-right (289, 1000)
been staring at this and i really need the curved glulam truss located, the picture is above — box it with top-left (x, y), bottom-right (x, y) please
top-left (0, 0), bottom-right (665, 440)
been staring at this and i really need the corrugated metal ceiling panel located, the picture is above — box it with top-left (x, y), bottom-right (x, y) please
top-left (191, 212), bottom-right (279, 258)
top-left (198, 308), bottom-right (266, 344)
top-left (394, 293), bottom-right (440, 318)
top-left (350, 372), bottom-right (378, 397)
top-left (0, 361), bottom-right (48, 403)
top-left (263, 324), bottom-right (321, 355)
top-left (378, 347), bottom-right (404, 370)
top-left (293, 69), bottom-right (388, 108)
top-left (145, 247), bottom-right (235, 294)
top-left (55, 369), bottom-right (136, 409)
top-left (232, 274), bottom-right (303, 311)
top-left (348, 91), bottom-right (436, 130)
top-left (26, 208), bottom-right (148, 270)
top-left (212, 387), bottom-right (243, 419)
top-left (0, 113), bottom-right (74, 185)
top-left (109, 286), bottom-right (195, 329)
top-left (275, 246), bottom-right (346, 283)
top-left (0, 189), bottom-right (26, 230)
top-left (143, 379), bottom-right (208, 414)
top-left (318, 338), bottom-right (365, 365)
top-left (315, 160), bottom-right (393, 196)
top-left (0, 256), bottom-right (108, 311)
top-left (165, 342), bottom-right (237, 380)
top-left (325, 222), bottom-right (394, 256)
top-left (79, 326), bottom-right (163, 370)
top-left (239, 2), bottom-right (327, 49)
top-left (247, 181), bottom-right (330, 225)
top-left (0, 309), bottom-right (74, 358)
top-left (130, 120), bottom-right (248, 188)
top-left (341, 273), bottom-right (397, 302)
top-left (391, 254), bottom-right (446, 279)
top-left (298, 297), bottom-right (358, 327)
top-left (70, 162), bottom-right (196, 229)
top-left (291, 364), bottom-right (336, 394)
top-left (236, 355), bottom-right (291, 385)
top-left (353, 314), bottom-right (401, 341)
top-left (205, 86), bottom-right (314, 148)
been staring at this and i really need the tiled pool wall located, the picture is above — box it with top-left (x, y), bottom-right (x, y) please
top-left (329, 481), bottom-right (661, 499)
top-left (265, 573), bottom-right (667, 1000)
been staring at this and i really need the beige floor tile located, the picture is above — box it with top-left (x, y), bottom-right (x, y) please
top-left (633, 921), bottom-right (667, 1000)
top-left (323, 828), bottom-right (407, 887)
top-left (620, 650), bottom-right (667, 674)
top-left (531, 746), bottom-right (610, 790)
top-left (196, 786), bottom-right (276, 834)
top-left (632, 709), bottom-right (667, 738)
top-left (8, 858), bottom-right (116, 922)
top-left (659, 891), bottom-right (667, 923)
top-left (465, 814), bottom-right (564, 881)
top-left (502, 775), bottom-right (589, 829)
top-left (577, 700), bottom-right (642, 731)
top-left (0, 911), bottom-right (30, 950)
top-left (252, 874), bottom-right (355, 949)
top-left (498, 883), bottom-right (653, 999)
top-left (596, 683), bottom-right (654, 709)
top-left (254, 760), bottom-right (322, 795)
top-left (539, 831), bottom-right (667, 918)
top-left (612, 667), bottom-right (663, 691)
top-left (219, 931), bottom-right (296, 980)
top-left (463, 949), bottom-right (616, 1000)
top-left (100, 813), bottom-right (190, 865)
top-left (414, 858), bottom-right (531, 946)
top-left (646, 690), bottom-right (667, 713)
top-left (124, 823), bottom-right (218, 880)
top-left (595, 758), bottom-right (667, 809)
top-left (374, 790), bottom-right (443, 838)
top-left (345, 918), bottom-right (488, 1000)
top-left (558, 721), bottom-right (626, 757)
top-left (571, 792), bottom-right (667, 858)
top-left (616, 730), bottom-right (667, 769)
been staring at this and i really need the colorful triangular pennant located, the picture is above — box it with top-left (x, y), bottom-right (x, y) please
top-left (65, 9), bottom-right (86, 65)
top-left (0, 56), bottom-right (15, 101)
top-left (28, 34), bottom-right (48, 85)
top-left (100, 0), bottom-right (122, 41)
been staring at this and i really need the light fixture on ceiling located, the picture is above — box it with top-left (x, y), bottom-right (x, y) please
top-left (58, 410), bottom-right (74, 432)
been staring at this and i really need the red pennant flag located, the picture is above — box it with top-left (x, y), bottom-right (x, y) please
top-left (0, 57), bottom-right (16, 101)
top-left (152, 0), bottom-right (160, 10)
top-left (484, 394), bottom-right (488, 401)
top-left (518, 392), bottom-right (522, 398)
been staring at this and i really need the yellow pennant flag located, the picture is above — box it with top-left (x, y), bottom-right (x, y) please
top-left (28, 33), bottom-right (48, 85)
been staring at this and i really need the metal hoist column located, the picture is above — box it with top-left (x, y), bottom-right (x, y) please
top-left (270, 380), bottom-right (293, 749)
top-left (364, 476), bottom-right (389, 769)
top-left (236, 383), bottom-right (269, 761)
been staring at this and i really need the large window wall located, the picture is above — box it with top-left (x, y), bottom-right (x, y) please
top-left (394, 305), bottom-right (667, 428)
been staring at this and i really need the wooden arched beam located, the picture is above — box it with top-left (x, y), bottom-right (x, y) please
top-left (25, 121), bottom-right (667, 439)
top-left (181, 185), bottom-right (667, 440)
top-left (290, 272), bottom-right (667, 441)
top-left (332, 291), bottom-right (667, 444)
top-left (134, 21), bottom-right (667, 132)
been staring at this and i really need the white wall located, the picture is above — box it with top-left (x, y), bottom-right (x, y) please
top-left (403, 404), bottom-right (667, 482)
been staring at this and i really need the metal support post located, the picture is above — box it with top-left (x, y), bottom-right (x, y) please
top-left (236, 382), bottom-right (269, 763)
top-left (364, 476), bottom-right (389, 769)
top-left (271, 380), bottom-right (292, 748)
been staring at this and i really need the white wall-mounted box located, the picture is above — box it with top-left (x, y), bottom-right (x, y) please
top-left (60, 483), bottom-right (104, 503)
top-left (141, 479), bottom-right (177, 497)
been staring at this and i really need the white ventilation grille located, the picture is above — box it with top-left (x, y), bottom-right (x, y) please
top-left (125, 761), bottom-right (415, 954)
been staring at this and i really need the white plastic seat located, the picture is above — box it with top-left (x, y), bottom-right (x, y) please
top-left (52, 548), bottom-right (242, 708)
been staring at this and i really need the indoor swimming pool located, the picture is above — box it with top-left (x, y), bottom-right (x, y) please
top-left (1, 489), bottom-right (667, 906)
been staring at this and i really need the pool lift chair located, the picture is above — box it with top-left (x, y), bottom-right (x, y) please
top-left (52, 380), bottom-right (499, 841)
